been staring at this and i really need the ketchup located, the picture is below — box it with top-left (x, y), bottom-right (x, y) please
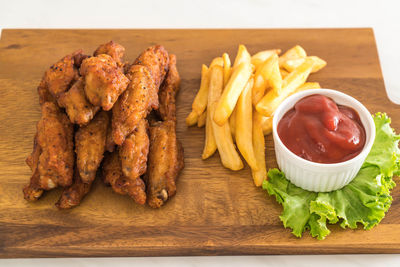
top-left (277, 94), bottom-right (366, 164)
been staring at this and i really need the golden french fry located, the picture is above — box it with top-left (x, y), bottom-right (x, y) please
top-left (252, 112), bottom-right (267, 186)
top-left (252, 53), bottom-right (282, 105)
top-left (292, 82), bottom-right (321, 95)
top-left (261, 116), bottom-right (273, 135)
top-left (186, 110), bottom-right (198, 126)
top-left (197, 110), bottom-right (207, 127)
top-left (256, 57), bottom-right (314, 117)
top-left (190, 64), bottom-right (210, 116)
top-left (236, 77), bottom-right (258, 170)
top-left (208, 65), bottom-right (243, 170)
top-left (251, 49), bottom-right (281, 69)
top-left (233, 44), bottom-right (251, 69)
top-left (222, 53), bottom-right (232, 87)
top-left (210, 57), bottom-right (224, 67)
top-left (213, 62), bottom-right (253, 126)
top-left (202, 108), bottom-right (217, 159)
top-left (229, 106), bottom-right (237, 140)
top-left (283, 56), bottom-right (327, 73)
top-left (278, 45), bottom-right (307, 67)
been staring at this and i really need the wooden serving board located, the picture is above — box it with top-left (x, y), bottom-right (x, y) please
top-left (0, 29), bottom-right (399, 258)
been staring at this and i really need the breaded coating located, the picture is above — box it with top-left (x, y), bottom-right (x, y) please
top-left (111, 65), bottom-right (155, 145)
top-left (36, 102), bottom-right (74, 189)
top-left (105, 120), bottom-right (115, 152)
top-left (102, 150), bottom-right (147, 205)
top-left (37, 76), bottom-right (57, 106)
top-left (80, 54), bottom-right (129, 111)
top-left (56, 168), bottom-right (92, 209)
top-left (44, 50), bottom-right (81, 99)
top-left (146, 121), bottom-right (184, 208)
top-left (120, 119), bottom-right (149, 180)
top-left (58, 78), bottom-right (100, 125)
top-left (94, 41), bottom-right (125, 65)
top-left (133, 45), bottom-right (169, 107)
top-left (158, 54), bottom-right (180, 121)
top-left (75, 111), bottom-right (109, 184)
top-left (23, 135), bottom-right (44, 201)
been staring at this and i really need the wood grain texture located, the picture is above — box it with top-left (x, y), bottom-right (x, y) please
top-left (0, 29), bottom-right (399, 258)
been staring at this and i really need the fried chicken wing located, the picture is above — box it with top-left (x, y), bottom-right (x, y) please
top-left (111, 65), bottom-right (155, 145)
top-left (55, 168), bottom-right (92, 209)
top-left (133, 45), bottom-right (169, 107)
top-left (58, 78), bottom-right (100, 125)
top-left (94, 41), bottom-right (125, 65)
top-left (105, 121), bottom-right (116, 152)
top-left (23, 135), bottom-right (44, 201)
top-left (75, 111), bottom-right (109, 184)
top-left (102, 150), bottom-right (147, 205)
top-left (44, 50), bottom-right (81, 99)
top-left (36, 102), bottom-right (74, 189)
top-left (146, 121), bottom-right (184, 208)
top-left (80, 54), bottom-right (129, 111)
top-left (158, 54), bottom-right (180, 121)
top-left (120, 119), bottom-right (149, 180)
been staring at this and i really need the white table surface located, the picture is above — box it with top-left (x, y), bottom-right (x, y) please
top-left (1, 0), bottom-right (399, 266)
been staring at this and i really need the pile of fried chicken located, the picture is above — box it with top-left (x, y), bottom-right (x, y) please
top-left (23, 41), bottom-right (184, 209)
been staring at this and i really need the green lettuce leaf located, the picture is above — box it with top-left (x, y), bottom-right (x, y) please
top-left (263, 113), bottom-right (400, 240)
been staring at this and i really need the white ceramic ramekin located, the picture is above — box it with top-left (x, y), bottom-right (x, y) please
top-left (272, 89), bottom-right (375, 192)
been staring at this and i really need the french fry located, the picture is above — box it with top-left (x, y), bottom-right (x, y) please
top-left (202, 108), bottom-right (217, 159)
top-left (222, 53), bottom-right (232, 87)
top-left (213, 62), bottom-right (253, 126)
top-left (251, 49), bottom-right (281, 69)
top-left (233, 44), bottom-right (251, 69)
top-left (210, 57), bottom-right (224, 67)
top-left (261, 116), bottom-right (273, 135)
top-left (252, 112), bottom-right (267, 186)
top-left (278, 45), bottom-right (307, 67)
top-left (208, 65), bottom-right (243, 170)
top-left (236, 77), bottom-right (258, 170)
top-left (252, 53), bottom-right (282, 105)
top-left (186, 110), bottom-right (198, 126)
top-left (292, 82), bottom-right (321, 95)
top-left (256, 57), bottom-right (315, 117)
top-left (283, 56), bottom-right (327, 73)
top-left (229, 106), bottom-right (237, 140)
top-left (190, 64), bottom-right (210, 117)
top-left (280, 68), bottom-right (289, 79)
top-left (197, 110), bottom-right (207, 127)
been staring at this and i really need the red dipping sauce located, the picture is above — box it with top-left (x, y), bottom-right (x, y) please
top-left (277, 94), bottom-right (366, 164)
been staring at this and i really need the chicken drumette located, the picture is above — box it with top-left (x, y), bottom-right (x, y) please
top-left (80, 54), bottom-right (129, 111)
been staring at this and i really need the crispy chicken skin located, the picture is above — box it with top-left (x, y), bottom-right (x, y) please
top-left (44, 50), bottom-right (81, 99)
top-left (80, 54), bottom-right (129, 111)
top-left (56, 168), bottom-right (92, 209)
top-left (146, 121), bottom-right (184, 208)
top-left (120, 119), bottom-right (149, 180)
top-left (94, 41), bottom-right (125, 65)
top-left (75, 111), bottom-right (109, 184)
top-left (105, 120), bottom-right (116, 152)
top-left (23, 135), bottom-right (44, 201)
top-left (103, 150), bottom-right (147, 205)
top-left (134, 45), bottom-right (169, 91)
top-left (158, 54), bottom-right (180, 121)
top-left (37, 77), bottom-right (57, 106)
top-left (36, 102), bottom-right (74, 189)
top-left (58, 78), bottom-right (100, 125)
top-left (112, 65), bottom-right (155, 145)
